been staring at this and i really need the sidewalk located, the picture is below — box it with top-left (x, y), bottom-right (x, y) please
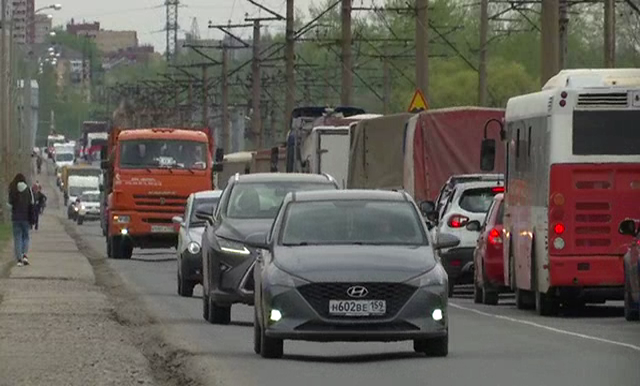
top-left (0, 180), bottom-right (157, 385)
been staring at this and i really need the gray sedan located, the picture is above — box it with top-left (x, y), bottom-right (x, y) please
top-left (247, 189), bottom-right (460, 359)
top-left (173, 190), bottom-right (222, 297)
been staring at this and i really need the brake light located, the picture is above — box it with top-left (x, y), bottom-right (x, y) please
top-left (488, 228), bottom-right (502, 245)
top-left (492, 187), bottom-right (505, 193)
top-left (448, 215), bottom-right (469, 228)
top-left (554, 223), bottom-right (565, 234)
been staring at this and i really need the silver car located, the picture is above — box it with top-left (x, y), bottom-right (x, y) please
top-left (247, 189), bottom-right (460, 359)
top-left (173, 190), bottom-right (222, 297)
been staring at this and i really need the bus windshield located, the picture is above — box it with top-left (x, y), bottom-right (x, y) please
top-left (573, 110), bottom-right (640, 155)
top-left (119, 139), bottom-right (208, 170)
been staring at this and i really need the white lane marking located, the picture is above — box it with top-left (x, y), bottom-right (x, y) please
top-left (449, 302), bottom-right (640, 352)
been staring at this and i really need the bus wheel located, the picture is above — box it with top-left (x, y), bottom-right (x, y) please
top-left (535, 290), bottom-right (559, 316)
top-left (515, 289), bottom-right (534, 310)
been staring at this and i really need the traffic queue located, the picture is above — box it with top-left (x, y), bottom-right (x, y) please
top-left (64, 68), bottom-right (639, 360)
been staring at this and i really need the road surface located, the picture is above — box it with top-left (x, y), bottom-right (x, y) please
top-left (73, 219), bottom-right (639, 386)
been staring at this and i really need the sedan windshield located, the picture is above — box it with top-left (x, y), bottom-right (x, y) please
top-left (281, 200), bottom-right (428, 246)
top-left (226, 182), bottom-right (336, 219)
top-left (119, 139), bottom-right (208, 170)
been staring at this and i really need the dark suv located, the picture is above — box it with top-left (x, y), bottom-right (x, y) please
top-left (200, 173), bottom-right (340, 324)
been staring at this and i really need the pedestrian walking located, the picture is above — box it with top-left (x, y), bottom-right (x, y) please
top-left (33, 186), bottom-right (47, 231)
top-left (7, 173), bottom-right (35, 266)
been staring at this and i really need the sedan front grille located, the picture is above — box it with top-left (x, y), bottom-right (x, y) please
top-left (295, 321), bottom-right (419, 332)
top-left (297, 282), bottom-right (417, 319)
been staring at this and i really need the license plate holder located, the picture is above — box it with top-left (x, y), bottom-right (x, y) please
top-left (150, 225), bottom-right (175, 233)
top-left (328, 300), bottom-right (386, 316)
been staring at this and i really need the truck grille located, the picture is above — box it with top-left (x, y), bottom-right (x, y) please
top-left (297, 283), bottom-right (417, 320)
top-left (133, 194), bottom-right (188, 209)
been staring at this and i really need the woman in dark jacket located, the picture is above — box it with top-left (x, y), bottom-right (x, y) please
top-left (8, 173), bottom-right (34, 266)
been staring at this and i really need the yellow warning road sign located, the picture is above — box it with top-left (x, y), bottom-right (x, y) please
top-left (408, 89), bottom-right (429, 112)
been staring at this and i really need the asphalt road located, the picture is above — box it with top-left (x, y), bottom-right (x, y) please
top-left (72, 218), bottom-right (639, 386)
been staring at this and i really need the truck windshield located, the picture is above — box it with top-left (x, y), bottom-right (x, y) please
top-left (119, 139), bottom-right (208, 170)
top-left (573, 110), bottom-right (640, 155)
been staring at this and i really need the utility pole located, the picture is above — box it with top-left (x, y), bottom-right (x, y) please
top-left (284, 0), bottom-right (295, 136)
top-left (202, 65), bottom-right (208, 127)
top-left (341, 0), bottom-right (352, 105)
top-left (415, 0), bottom-right (429, 99)
top-left (221, 47), bottom-right (230, 153)
top-left (603, 0), bottom-right (615, 68)
top-left (251, 20), bottom-right (263, 149)
top-left (0, 0), bottom-right (8, 221)
top-left (478, 0), bottom-right (488, 106)
top-left (382, 44), bottom-right (391, 114)
top-left (540, 0), bottom-right (559, 86)
top-left (558, 0), bottom-right (569, 69)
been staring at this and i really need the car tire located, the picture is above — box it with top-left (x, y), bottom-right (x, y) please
top-left (624, 271), bottom-right (640, 322)
top-left (473, 281), bottom-right (483, 304)
top-left (414, 335), bottom-right (448, 357)
top-left (77, 216), bottom-right (84, 225)
top-left (254, 312), bottom-right (262, 354)
top-left (202, 293), bottom-right (210, 322)
top-left (260, 324), bottom-right (283, 359)
top-left (206, 298), bottom-right (231, 325)
top-left (482, 287), bottom-right (499, 305)
top-left (177, 269), bottom-right (194, 297)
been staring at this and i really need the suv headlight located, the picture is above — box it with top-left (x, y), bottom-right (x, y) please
top-left (187, 241), bottom-right (201, 254)
top-left (218, 237), bottom-right (250, 255)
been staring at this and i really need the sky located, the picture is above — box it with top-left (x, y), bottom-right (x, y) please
top-left (44, 0), bottom-right (318, 54)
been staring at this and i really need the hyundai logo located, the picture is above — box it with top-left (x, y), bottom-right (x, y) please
top-left (346, 285), bottom-right (368, 298)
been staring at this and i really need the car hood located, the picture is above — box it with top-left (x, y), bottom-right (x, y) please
top-left (187, 227), bottom-right (205, 244)
top-left (273, 245), bottom-right (436, 282)
top-left (215, 218), bottom-right (274, 243)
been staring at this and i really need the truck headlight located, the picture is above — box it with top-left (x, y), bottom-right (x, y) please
top-left (187, 241), bottom-right (201, 254)
top-left (218, 237), bottom-right (250, 255)
top-left (113, 215), bottom-right (130, 223)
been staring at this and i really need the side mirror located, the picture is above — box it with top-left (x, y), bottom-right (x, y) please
top-left (618, 219), bottom-right (638, 236)
top-left (419, 200), bottom-right (435, 216)
top-left (466, 220), bottom-right (482, 232)
top-left (480, 138), bottom-right (496, 171)
top-left (244, 232), bottom-right (269, 250)
top-left (194, 209), bottom-right (213, 223)
top-left (172, 216), bottom-right (184, 224)
top-left (434, 233), bottom-right (461, 250)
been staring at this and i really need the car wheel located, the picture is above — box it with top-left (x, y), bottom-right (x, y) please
top-left (77, 216), bottom-right (84, 225)
top-left (473, 281), bottom-right (483, 304)
top-left (482, 286), bottom-right (499, 305)
top-left (206, 298), bottom-right (231, 325)
top-left (624, 271), bottom-right (640, 322)
top-left (254, 312), bottom-right (262, 354)
top-left (260, 323), bottom-right (283, 359)
top-left (177, 266), bottom-right (194, 297)
top-left (414, 334), bottom-right (448, 357)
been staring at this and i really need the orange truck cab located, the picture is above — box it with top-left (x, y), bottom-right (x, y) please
top-left (102, 127), bottom-right (217, 259)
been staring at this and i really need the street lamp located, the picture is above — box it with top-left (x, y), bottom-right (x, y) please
top-left (35, 4), bottom-right (62, 14)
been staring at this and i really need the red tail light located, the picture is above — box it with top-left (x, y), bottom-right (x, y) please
top-left (554, 223), bottom-right (565, 234)
top-left (488, 228), bottom-right (502, 245)
top-left (492, 187), bottom-right (505, 193)
top-left (448, 215), bottom-right (469, 228)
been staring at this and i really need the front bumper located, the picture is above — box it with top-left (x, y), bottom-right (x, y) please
top-left (261, 283), bottom-right (448, 343)
top-left (209, 248), bottom-right (256, 306)
top-left (180, 251), bottom-right (203, 283)
top-left (439, 247), bottom-right (475, 284)
top-left (79, 209), bottom-right (101, 218)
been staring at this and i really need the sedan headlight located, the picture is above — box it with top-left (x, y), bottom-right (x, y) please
top-left (218, 237), bottom-right (250, 255)
top-left (187, 241), bottom-right (201, 254)
top-left (417, 265), bottom-right (448, 288)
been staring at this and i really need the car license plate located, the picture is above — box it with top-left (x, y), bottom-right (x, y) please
top-left (151, 225), bottom-right (175, 233)
top-left (328, 300), bottom-right (386, 316)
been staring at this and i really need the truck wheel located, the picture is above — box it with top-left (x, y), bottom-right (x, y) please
top-left (535, 290), bottom-right (559, 316)
top-left (482, 287), bottom-right (499, 305)
top-left (121, 241), bottom-right (133, 260)
top-left (109, 236), bottom-right (123, 259)
top-left (624, 270), bottom-right (640, 321)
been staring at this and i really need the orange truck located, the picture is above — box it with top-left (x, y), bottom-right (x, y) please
top-left (100, 126), bottom-right (221, 259)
